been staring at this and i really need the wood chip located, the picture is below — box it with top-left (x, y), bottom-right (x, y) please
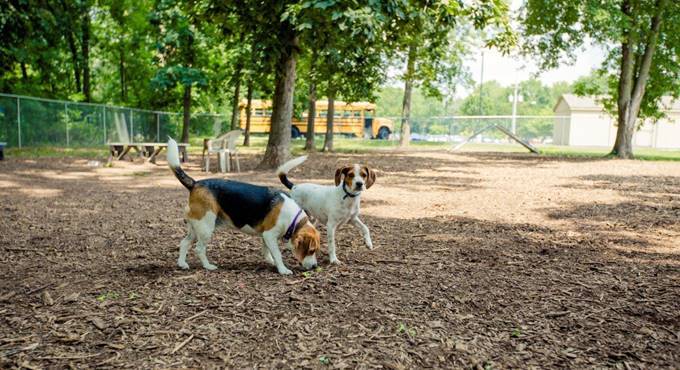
top-left (41, 291), bottom-right (54, 306)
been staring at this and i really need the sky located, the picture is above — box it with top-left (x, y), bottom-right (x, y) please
top-left (455, 43), bottom-right (607, 98)
top-left (384, 0), bottom-right (609, 99)
top-left (453, 0), bottom-right (608, 98)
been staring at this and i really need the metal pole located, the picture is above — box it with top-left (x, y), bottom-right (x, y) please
top-left (130, 109), bottom-right (134, 143)
top-left (511, 82), bottom-right (519, 135)
top-left (102, 106), bottom-right (107, 144)
top-left (65, 102), bottom-right (69, 147)
top-left (17, 97), bottom-right (22, 148)
top-left (478, 51), bottom-right (485, 143)
top-left (156, 113), bottom-right (160, 142)
top-left (479, 51), bottom-right (484, 116)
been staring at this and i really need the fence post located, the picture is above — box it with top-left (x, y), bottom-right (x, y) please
top-left (130, 109), bottom-right (134, 143)
top-left (102, 106), bottom-right (107, 145)
top-left (156, 113), bottom-right (160, 142)
top-left (65, 102), bottom-right (69, 147)
top-left (17, 97), bottom-right (22, 148)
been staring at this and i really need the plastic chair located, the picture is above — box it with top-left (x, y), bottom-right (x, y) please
top-left (203, 130), bottom-right (241, 173)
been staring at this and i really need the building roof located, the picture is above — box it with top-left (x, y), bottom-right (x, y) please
top-left (554, 94), bottom-right (680, 113)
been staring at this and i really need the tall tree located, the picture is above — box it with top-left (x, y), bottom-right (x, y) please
top-left (80, 1), bottom-right (92, 102)
top-left (304, 49), bottom-right (318, 151)
top-left (392, 0), bottom-right (515, 147)
top-left (150, 0), bottom-right (208, 143)
top-left (520, 0), bottom-right (680, 158)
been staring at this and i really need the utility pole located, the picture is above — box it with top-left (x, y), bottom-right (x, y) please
top-left (511, 82), bottom-right (519, 134)
top-left (478, 51), bottom-right (484, 115)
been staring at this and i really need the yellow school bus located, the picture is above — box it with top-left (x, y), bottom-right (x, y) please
top-left (239, 99), bottom-right (393, 139)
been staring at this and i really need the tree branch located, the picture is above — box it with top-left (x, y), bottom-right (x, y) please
top-left (631, 0), bottom-right (667, 109)
top-left (617, 0), bottom-right (634, 110)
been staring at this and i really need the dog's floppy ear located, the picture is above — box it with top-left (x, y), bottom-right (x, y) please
top-left (363, 166), bottom-right (376, 189)
top-left (334, 166), bottom-right (351, 186)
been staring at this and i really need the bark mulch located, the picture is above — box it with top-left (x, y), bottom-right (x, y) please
top-left (1, 151), bottom-right (678, 369)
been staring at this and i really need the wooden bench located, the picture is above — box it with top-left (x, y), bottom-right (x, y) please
top-left (0, 142), bottom-right (5, 161)
top-left (108, 142), bottom-right (189, 164)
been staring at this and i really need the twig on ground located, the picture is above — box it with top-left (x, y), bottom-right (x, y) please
top-left (171, 334), bottom-right (194, 354)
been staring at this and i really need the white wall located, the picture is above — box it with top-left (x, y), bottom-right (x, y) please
top-left (651, 114), bottom-right (680, 149)
top-left (552, 100), bottom-right (571, 145)
top-left (555, 101), bottom-right (680, 149)
top-left (569, 111), bottom-right (614, 147)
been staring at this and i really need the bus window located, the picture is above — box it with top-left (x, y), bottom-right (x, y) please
top-left (343, 111), bottom-right (352, 118)
top-left (265, 109), bottom-right (273, 116)
top-left (365, 109), bottom-right (374, 118)
top-left (334, 111), bottom-right (341, 118)
top-left (353, 111), bottom-right (361, 118)
top-left (255, 109), bottom-right (265, 116)
top-left (319, 110), bottom-right (327, 118)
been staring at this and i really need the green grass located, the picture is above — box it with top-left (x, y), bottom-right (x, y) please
top-left (453, 143), bottom-right (680, 161)
top-left (4, 137), bottom-right (680, 161)
top-left (6, 146), bottom-right (108, 159)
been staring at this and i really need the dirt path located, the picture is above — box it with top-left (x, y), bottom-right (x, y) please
top-left (1, 151), bottom-right (679, 368)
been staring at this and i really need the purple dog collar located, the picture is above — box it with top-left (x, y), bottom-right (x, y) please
top-left (283, 209), bottom-right (304, 241)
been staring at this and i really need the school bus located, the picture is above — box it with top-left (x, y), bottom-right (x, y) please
top-left (239, 99), bottom-right (393, 139)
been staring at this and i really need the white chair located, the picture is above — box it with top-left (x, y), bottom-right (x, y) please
top-left (223, 130), bottom-right (241, 172)
top-left (203, 130), bottom-right (241, 173)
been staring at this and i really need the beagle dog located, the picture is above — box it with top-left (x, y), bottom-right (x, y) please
top-left (167, 138), bottom-right (320, 275)
top-left (277, 156), bottom-right (376, 264)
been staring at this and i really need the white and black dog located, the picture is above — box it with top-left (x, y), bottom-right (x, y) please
top-left (167, 138), bottom-right (320, 275)
top-left (277, 156), bottom-right (376, 264)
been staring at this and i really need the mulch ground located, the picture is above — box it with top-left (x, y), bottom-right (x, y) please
top-left (1, 149), bottom-right (679, 369)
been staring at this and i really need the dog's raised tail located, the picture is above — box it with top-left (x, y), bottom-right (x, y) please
top-left (167, 137), bottom-right (195, 190)
top-left (277, 155), bottom-right (307, 189)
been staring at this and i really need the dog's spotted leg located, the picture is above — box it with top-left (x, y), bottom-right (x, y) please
top-left (263, 233), bottom-right (292, 275)
top-left (261, 244), bottom-right (275, 266)
top-left (327, 223), bottom-right (340, 264)
top-left (195, 240), bottom-right (217, 271)
top-left (178, 225), bottom-right (195, 269)
top-left (351, 217), bottom-right (373, 250)
top-left (191, 214), bottom-right (218, 271)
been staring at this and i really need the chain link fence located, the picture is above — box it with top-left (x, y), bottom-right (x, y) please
top-left (0, 93), bottom-right (570, 150)
top-left (0, 93), bottom-right (228, 148)
top-left (381, 115), bottom-right (570, 146)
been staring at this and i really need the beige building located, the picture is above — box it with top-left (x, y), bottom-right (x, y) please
top-left (553, 94), bottom-right (680, 149)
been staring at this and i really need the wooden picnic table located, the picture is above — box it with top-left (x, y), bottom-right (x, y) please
top-left (108, 142), bottom-right (189, 164)
top-left (0, 142), bottom-right (6, 161)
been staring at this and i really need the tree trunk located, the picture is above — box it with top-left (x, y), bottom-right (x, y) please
top-left (304, 50), bottom-right (318, 151)
top-left (304, 80), bottom-right (317, 151)
top-left (244, 78), bottom-right (253, 146)
top-left (399, 44), bottom-right (417, 147)
top-left (119, 47), bottom-right (127, 102)
top-left (81, 9), bottom-right (91, 102)
top-left (611, 0), bottom-right (666, 159)
top-left (230, 65), bottom-right (242, 131)
top-left (20, 63), bottom-right (28, 81)
top-left (322, 93), bottom-right (335, 152)
top-left (67, 31), bottom-right (81, 93)
top-left (258, 33), bottom-right (298, 169)
top-left (181, 84), bottom-right (191, 143)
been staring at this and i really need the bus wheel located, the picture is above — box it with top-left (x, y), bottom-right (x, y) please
top-left (376, 126), bottom-right (390, 140)
top-left (291, 126), bottom-right (301, 139)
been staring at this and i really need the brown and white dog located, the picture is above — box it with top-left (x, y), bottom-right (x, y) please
top-left (277, 156), bottom-right (376, 264)
top-left (167, 138), bottom-right (320, 275)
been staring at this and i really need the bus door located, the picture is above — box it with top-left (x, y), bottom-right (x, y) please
top-left (364, 110), bottom-right (374, 138)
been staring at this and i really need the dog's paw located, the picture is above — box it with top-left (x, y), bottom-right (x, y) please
top-left (329, 257), bottom-right (342, 265)
top-left (277, 267), bottom-right (293, 275)
top-left (203, 263), bottom-right (218, 271)
top-left (178, 260), bottom-right (190, 270)
top-left (366, 241), bottom-right (374, 250)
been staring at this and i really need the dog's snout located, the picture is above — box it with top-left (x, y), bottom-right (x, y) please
top-left (355, 181), bottom-right (364, 188)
